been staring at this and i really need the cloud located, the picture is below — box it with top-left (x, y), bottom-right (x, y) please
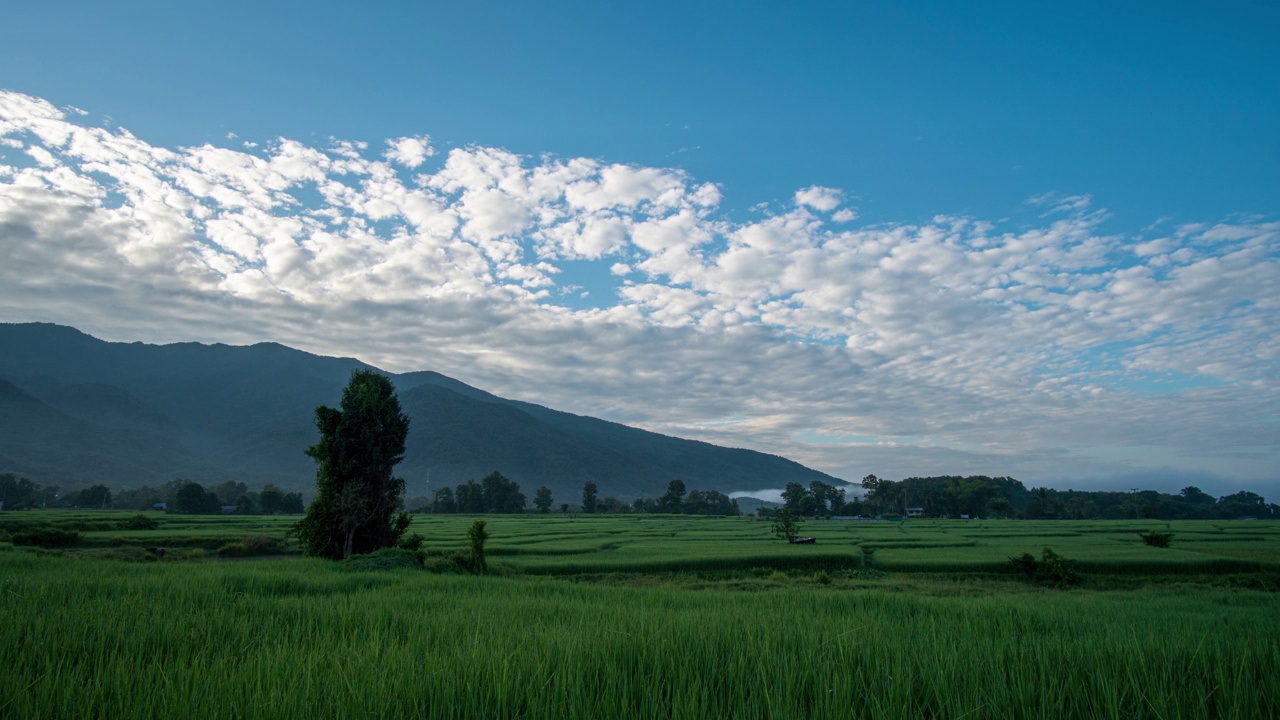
top-left (794, 185), bottom-right (843, 212)
top-left (384, 135), bottom-right (435, 168)
top-left (1, 90), bottom-right (1277, 491)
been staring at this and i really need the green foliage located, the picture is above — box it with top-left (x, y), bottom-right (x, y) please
top-left (295, 370), bottom-right (411, 559)
top-left (77, 484), bottom-right (112, 509)
top-left (455, 480), bottom-right (484, 513)
top-left (342, 547), bottom-right (424, 571)
top-left (683, 489), bottom-right (739, 516)
top-left (581, 481), bottom-right (599, 513)
top-left (173, 481), bottom-right (221, 514)
top-left (466, 520), bottom-right (490, 573)
top-left (860, 546), bottom-right (877, 568)
top-left (424, 550), bottom-right (475, 574)
top-left (534, 486), bottom-right (553, 513)
top-left (0, 473), bottom-right (45, 510)
top-left (771, 509), bottom-right (798, 542)
top-left (657, 479), bottom-right (687, 513)
top-left (478, 471), bottom-right (526, 513)
top-left (1009, 547), bottom-right (1082, 586)
top-left (119, 514), bottom-right (160, 531)
top-left (259, 485), bottom-right (305, 515)
top-left (216, 535), bottom-right (288, 557)
top-left (397, 533), bottom-right (425, 551)
top-left (1140, 530), bottom-right (1173, 548)
top-left (432, 486), bottom-right (457, 514)
top-left (11, 526), bottom-right (81, 548)
top-left (1009, 552), bottom-right (1039, 576)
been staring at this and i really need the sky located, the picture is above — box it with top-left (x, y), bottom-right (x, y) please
top-left (0, 1), bottom-right (1277, 498)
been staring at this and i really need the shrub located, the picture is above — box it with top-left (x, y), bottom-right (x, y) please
top-left (1009, 552), bottom-right (1039, 577)
top-left (217, 535), bottom-right (287, 558)
top-left (859, 546), bottom-right (877, 568)
top-left (1008, 547), bottom-right (1081, 586)
top-left (467, 520), bottom-right (489, 573)
top-left (1139, 530), bottom-right (1173, 548)
top-left (397, 533), bottom-right (425, 551)
top-left (1038, 547), bottom-right (1081, 585)
top-left (119, 514), bottom-right (160, 531)
top-left (11, 527), bottom-right (80, 548)
top-left (343, 547), bottom-right (424, 571)
top-left (425, 551), bottom-right (474, 574)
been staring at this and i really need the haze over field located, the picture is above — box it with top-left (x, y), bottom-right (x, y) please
top-left (0, 2), bottom-right (1276, 496)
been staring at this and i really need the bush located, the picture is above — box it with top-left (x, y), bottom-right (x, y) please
top-left (397, 533), bottom-right (425, 551)
top-left (217, 535), bottom-right (287, 558)
top-left (1139, 530), bottom-right (1173, 548)
top-left (1038, 547), bottom-right (1081, 585)
top-left (1008, 547), bottom-right (1081, 586)
top-left (342, 547), bottom-right (423, 571)
top-left (119, 514), bottom-right (160, 531)
top-left (467, 520), bottom-right (489, 573)
top-left (859, 547), bottom-right (877, 568)
top-left (425, 550), bottom-right (475, 574)
top-left (1009, 552), bottom-right (1039, 577)
top-left (11, 527), bottom-right (80, 548)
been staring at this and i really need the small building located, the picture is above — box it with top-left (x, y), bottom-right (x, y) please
top-left (152, 502), bottom-right (167, 511)
top-left (906, 507), bottom-right (924, 518)
top-left (220, 505), bottom-right (237, 514)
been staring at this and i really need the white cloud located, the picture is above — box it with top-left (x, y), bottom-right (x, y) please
top-left (1, 90), bottom-right (1277, 488)
top-left (794, 185), bottom-right (843, 212)
top-left (384, 135), bottom-right (435, 168)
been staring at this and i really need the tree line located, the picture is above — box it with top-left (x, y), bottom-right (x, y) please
top-left (0, 474), bottom-right (303, 515)
top-left (427, 477), bottom-right (741, 516)
top-left (762, 475), bottom-right (1277, 521)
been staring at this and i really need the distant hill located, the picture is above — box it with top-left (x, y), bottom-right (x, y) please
top-left (0, 323), bottom-right (841, 500)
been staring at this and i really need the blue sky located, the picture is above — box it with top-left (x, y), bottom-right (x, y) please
top-left (1, 1), bottom-right (1277, 497)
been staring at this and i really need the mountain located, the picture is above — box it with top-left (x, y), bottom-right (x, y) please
top-left (0, 322), bottom-right (841, 499)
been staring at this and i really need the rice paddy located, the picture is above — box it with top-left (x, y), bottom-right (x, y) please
top-left (2, 512), bottom-right (1278, 717)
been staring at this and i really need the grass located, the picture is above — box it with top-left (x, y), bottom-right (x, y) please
top-left (5, 511), bottom-right (1279, 574)
top-left (2, 512), bottom-right (1278, 717)
top-left (1, 547), bottom-right (1277, 718)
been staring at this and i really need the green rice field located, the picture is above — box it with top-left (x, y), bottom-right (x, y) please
top-left (2, 512), bottom-right (1278, 717)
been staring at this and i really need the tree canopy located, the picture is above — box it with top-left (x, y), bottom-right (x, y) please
top-left (294, 370), bottom-right (411, 559)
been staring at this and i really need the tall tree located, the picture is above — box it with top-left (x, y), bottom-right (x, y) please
top-left (433, 486), bottom-right (457, 513)
top-left (456, 480), bottom-right (484, 513)
top-left (658, 479), bottom-right (687, 513)
top-left (174, 481), bottom-right (219, 514)
top-left (78, 484), bottom-right (113, 509)
top-left (294, 370), bottom-right (411, 559)
top-left (534, 486), bottom-right (554, 513)
top-left (781, 482), bottom-right (809, 514)
top-left (480, 471), bottom-right (526, 513)
top-left (581, 481), bottom-right (599, 513)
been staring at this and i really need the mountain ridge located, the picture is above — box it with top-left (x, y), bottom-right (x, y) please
top-left (0, 322), bottom-right (842, 499)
